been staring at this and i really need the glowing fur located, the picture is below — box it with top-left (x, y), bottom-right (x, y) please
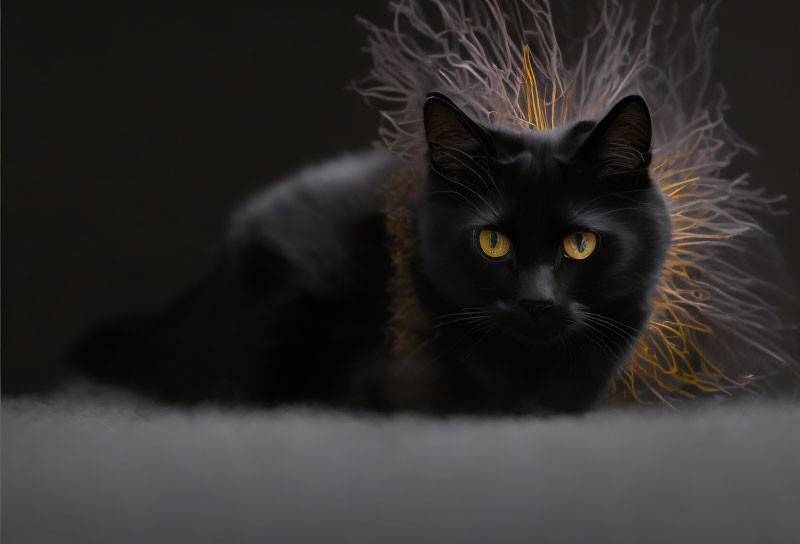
top-left (356, 0), bottom-right (797, 402)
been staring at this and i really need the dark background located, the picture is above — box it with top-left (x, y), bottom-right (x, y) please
top-left (3, 0), bottom-right (799, 394)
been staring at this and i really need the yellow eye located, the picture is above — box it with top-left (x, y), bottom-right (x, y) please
top-left (478, 229), bottom-right (511, 258)
top-left (563, 231), bottom-right (597, 260)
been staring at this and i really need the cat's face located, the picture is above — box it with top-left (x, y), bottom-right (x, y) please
top-left (418, 93), bottom-right (671, 348)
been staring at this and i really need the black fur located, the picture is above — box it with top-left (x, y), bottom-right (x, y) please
top-left (72, 95), bottom-right (671, 414)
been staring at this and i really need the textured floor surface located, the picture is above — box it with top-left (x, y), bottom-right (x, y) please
top-left (3, 388), bottom-right (799, 543)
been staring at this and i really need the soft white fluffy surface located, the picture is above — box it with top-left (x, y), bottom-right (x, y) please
top-left (3, 389), bottom-right (799, 543)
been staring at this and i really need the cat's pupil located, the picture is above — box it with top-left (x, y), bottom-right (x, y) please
top-left (576, 233), bottom-right (586, 253)
top-left (489, 231), bottom-right (499, 248)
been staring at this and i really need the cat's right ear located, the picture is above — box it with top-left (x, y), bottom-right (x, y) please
top-left (577, 95), bottom-right (652, 179)
top-left (423, 93), bottom-right (490, 171)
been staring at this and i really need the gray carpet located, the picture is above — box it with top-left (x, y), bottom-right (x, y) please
top-left (3, 389), bottom-right (799, 543)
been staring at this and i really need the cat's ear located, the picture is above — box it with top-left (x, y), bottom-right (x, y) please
top-left (423, 92), bottom-right (490, 170)
top-left (578, 95), bottom-right (652, 178)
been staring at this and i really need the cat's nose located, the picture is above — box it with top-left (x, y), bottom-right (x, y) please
top-left (520, 299), bottom-right (554, 320)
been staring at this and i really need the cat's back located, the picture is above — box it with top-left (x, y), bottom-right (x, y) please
top-left (71, 151), bottom-right (400, 404)
top-left (228, 150), bottom-right (399, 294)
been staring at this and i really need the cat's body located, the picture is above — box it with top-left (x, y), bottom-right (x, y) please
top-left (74, 95), bottom-right (672, 414)
top-left (77, 151), bottom-right (396, 407)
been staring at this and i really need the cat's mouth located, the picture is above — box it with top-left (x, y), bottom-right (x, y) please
top-left (491, 304), bottom-right (577, 347)
top-left (520, 322), bottom-right (574, 346)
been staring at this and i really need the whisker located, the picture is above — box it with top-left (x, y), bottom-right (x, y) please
top-left (427, 190), bottom-right (494, 220)
top-left (583, 316), bottom-right (630, 339)
top-left (578, 324), bottom-right (618, 361)
top-left (434, 144), bottom-right (502, 199)
top-left (429, 164), bottom-right (503, 221)
top-left (583, 312), bottom-right (640, 334)
top-left (432, 307), bottom-right (487, 321)
top-left (570, 188), bottom-right (650, 220)
top-left (584, 321), bottom-right (629, 356)
top-left (432, 315), bottom-right (490, 329)
top-left (578, 206), bottom-right (640, 219)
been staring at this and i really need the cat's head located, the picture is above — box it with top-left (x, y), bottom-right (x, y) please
top-left (418, 92), bottom-right (671, 349)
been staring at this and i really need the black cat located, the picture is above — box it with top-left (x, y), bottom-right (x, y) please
top-left (73, 93), bottom-right (671, 414)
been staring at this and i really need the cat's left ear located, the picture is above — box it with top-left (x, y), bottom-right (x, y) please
top-left (578, 95), bottom-right (652, 178)
top-left (423, 92), bottom-right (491, 171)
